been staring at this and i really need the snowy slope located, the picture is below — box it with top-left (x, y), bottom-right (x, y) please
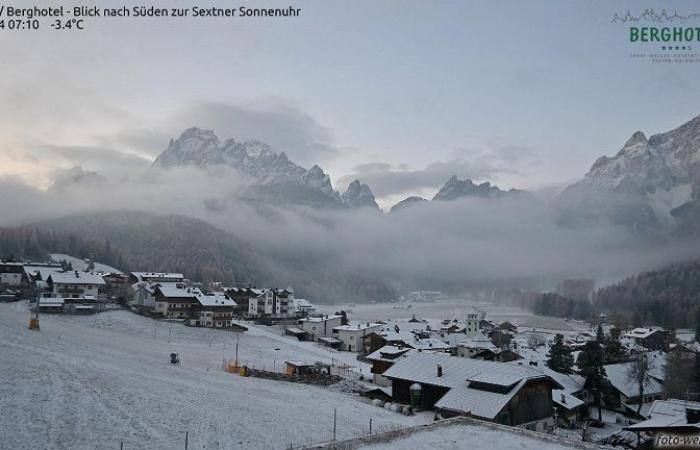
top-left (50, 253), bottom-right (122, 274)
top-left (0, 304), bottom-right (426, 450)
top-left (358, 422), bottom-right (575, 450)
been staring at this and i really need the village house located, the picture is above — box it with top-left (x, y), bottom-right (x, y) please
top-left (332, 322), bottom-right (382, 352)
top-left (0, 262), bottom-right (25, 287)
top-left (455, 334), bottom-right (498, 359)
top-left (624, 327), bottom-right (673, 351)
top-left (624, 399), bottom-right (700, 443)
top-left (225, 286), bottom-right (265, 313)
top-left (602, 352), bottom-right (667, 417)
top-left (292, 298), bottom-right (315, 317)
top-left (247, 288), bottom-right (295, 319)
top-left (363, 326), bottom-right (451, 355)
top-left (299, 315), bottom-right (344, 343)
top-left (39, 271), bottom-right (106, 313)
top-left (128, 272), bottom-right (185, 285)
top-left (152, 283), bottom-right (201, 319)
top-left (382, 351), bottom-right (562, 431)
top-left (190, 292), bottom-right (237, 328)
top-left (365, 345), bottom-right (414, 386)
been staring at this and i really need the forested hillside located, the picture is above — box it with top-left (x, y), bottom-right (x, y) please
top-left (1, 211), bottom-right (395, 303)
top-left (594, 261), bottom-right (700, 330)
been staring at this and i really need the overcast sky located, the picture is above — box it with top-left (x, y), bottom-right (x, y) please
top-left (2, 0), bottom-right (699, 207)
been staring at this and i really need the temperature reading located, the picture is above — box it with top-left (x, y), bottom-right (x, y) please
top-left (50, 19), bottom-right (84, 30)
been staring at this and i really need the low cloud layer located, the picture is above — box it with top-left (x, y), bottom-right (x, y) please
top-left (0, 169), bottom-right (695, 293)
top-left (339, 144), bottom-right (541, 199)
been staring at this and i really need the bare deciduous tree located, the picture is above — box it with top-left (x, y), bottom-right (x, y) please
top-left (627, 353), bottom-right (655, 416)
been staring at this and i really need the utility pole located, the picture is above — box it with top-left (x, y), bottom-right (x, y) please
top-left (28, 293), bottom-right (40, 330)
top-left (235, 331), bottom-right (240, 369)
top-left (333, 408), bottom-right (337, 441)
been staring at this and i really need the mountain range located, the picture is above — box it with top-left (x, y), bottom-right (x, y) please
top-left (556, 114), bottom-right (700, 231)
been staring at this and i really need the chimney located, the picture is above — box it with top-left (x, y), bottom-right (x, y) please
top-left (437, 364), bottom-right (443, 377)
top-left (561, 393), bottom-right (566, 404)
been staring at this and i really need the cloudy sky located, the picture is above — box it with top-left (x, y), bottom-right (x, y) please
top-left (2, 0), bottom-right (700, 207)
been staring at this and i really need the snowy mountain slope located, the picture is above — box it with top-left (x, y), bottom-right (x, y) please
top-left (153, 128), bottom-right (343, 207)
top-left (389, 196), bottom-right (428, 214)
top-left (341, 180), bottom-right (379, 210)
top-left (50, 253), bottom-right (123, 274)
top-left (557, 114), bottom-right (700, 229)
top-left (0, 303), bottom-right (427, 450)
top-left (432, 176), bottom-right (525, 202)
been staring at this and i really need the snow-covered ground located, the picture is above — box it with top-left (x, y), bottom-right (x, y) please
top-left (358, 422), bottom-right (576, 450)
top-left (0, 303), bottom-right (427, 450)
top-left (316, 298), bottom-right (535, 325)
top-left (50, 253), bottom-right (122, 274)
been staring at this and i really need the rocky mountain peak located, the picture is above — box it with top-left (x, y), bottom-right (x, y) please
top-left (341, 180), bottom-right (379, 209)
top-left (153, 128), bottom-right (346, 207)
top-left (624, 131), bottom-right (648, 148)
top-left (389, 196), bottom-right (428, 213)
top-left (432, 176), bottom-right (505, 201)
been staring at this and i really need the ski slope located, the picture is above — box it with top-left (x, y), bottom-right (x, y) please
top-left (0, 303), bottom-right (426, 450)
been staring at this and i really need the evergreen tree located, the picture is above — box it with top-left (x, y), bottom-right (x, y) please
top-left (577, 340), bottom-right (607, 421)
top-left (604, 328), bottom-right (626, 362)
top-left (596, 323), bottom-right (605, 343)
top-left (546, 333), bottom-right (573, 374)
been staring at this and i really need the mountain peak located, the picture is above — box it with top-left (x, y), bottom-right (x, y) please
top-left (624, 131), bottom-right (648, 148)
top-left (389, 196), bottom-right (428, 213)
top-left (433, 176), bottom-right (502, 201)
top-left (341, 179), bottom-right (379, 209)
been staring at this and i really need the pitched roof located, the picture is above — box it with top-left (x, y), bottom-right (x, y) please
top-left (435, 379), bottom-right (528, 419)
top-left (154, 284), bottom-right (201, 299)
top-left (333, 322), bottom-right (382, 332)
top-left (195, 292), bottom-right (235, 307)
top-left (625, 399), bottom-right (700, 431)
top-left (130, 272), bottom-right (184, 281)
top-left (604, 358), bottom-right (665, 398)
top-left (625, 327), bottom-right (665, 339)
top-left (48, 272), bottom-right (105, 285)
top-left (383, 351), bottom-right (556, 390)
top-left (381, 353), bottom-right (561, 420)
top-left (365, 345), bottom-right (414, 362)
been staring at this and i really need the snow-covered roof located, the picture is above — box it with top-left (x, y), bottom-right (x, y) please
top-left (435, 379), bottom-right (528, 419)
top-left (552, 390), bottom-right (585, 411)
top-left (383, 351), bottom-right (557, 390)
top-left (48, 272), bottom-right (105, 285)
top-left (195, 292), bottom-right (235, 307)
top-left (155, 284), bottom-right (201, 299)
top-left (130, 272), bottom-right (184, 281)
top-left (301, 315), bottom-right (343, 323)
top-left (293, 298), bottom-right (314, 308)
top-left (625, 399), bottom-right (700, 431)
top-left (380, 353), bottom-right (560, 420)
top-left (333, 322), bottom-right (381, 332)
top-left (604, 358), bottom-right (665, 399)
top-left (457, 334), bottom-right (497, 351)
top-left (624, 327), bottom-right (665, 339)
top-left (373, 326), bottom-right (451, 351)
top-left (365, 345), bottom-right (414, 362)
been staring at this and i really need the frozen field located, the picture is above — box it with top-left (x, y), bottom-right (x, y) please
top-left (0, 303), bottom-right (427, 450)
top-left (316, 298), bottom-right (535, 324)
